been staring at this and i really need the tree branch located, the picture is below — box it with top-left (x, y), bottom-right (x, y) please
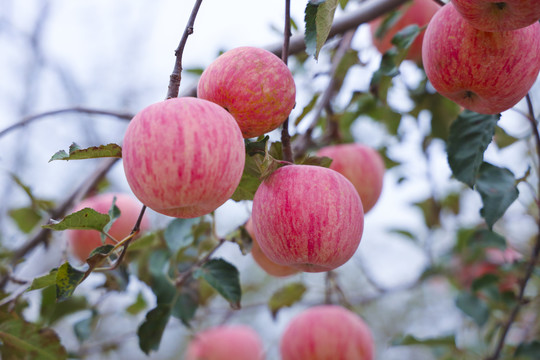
top-left (280, 0), bottom-right (293, 163)
top-left (175, 238), bottom-right (226, 287)
top-left (486, 94), bottom-right (540, 360)
top-left (166, 0), bottom-right (204, 99)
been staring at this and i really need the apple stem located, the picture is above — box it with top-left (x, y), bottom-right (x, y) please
top-left (486, 94), bottom-right (540, 360)
top-left (166, 0), bottom-right (204, 99)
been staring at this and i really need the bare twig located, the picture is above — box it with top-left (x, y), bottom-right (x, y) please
top-left (280, 0), bottom-right (293, 163)
top-left (0, 107), bottom-right (134, 139)
top-left (175, 239), bottom-right (226, 287)
top-left (486, 94), bottom-right (540, 360)
top-left (166, 0), bottom-right (204, 99)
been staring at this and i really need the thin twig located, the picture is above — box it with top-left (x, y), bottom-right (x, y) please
top-left (432, 0), bottom-right (445, 6)
top-left (166, 0), bottom-right (204, 99)
top-left (280, 0), bottom-right (293, 163)
top-left (486, 94), bottom-right (540, 360)
top-left (0, 107), bottom-right (133, 139)
top-left (175, 239), bottom-right (226, 287)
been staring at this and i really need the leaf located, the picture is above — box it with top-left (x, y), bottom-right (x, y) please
top-left (294, 93), bottom-right (320, 126)
top-left (476, 163), bottom-right (519, 229)
top-left (126, 292), bottom-right (147, 315)
top-left (49, 142), bottom-right (122, 162)
top-left (304, 2), bottom-right (319, 58)
top-left (73, 312), bottom-right (95, 343)
top-left (467, 229), bottom-right (506, 250)
top-left (314, 0), bottom-right (338, 60)
top-left (245, 136), bottom-right (270, 156)
top-left (43, 208), bottom-right (110, 232)
top-left (0, 313), bottom-right (67, 360)
top-left (295, 155), bottom-right (332, 168)
top-left (27, 269), bottom-right (58, 292)
top-left (9, 207), bottom-right (42, 234)
top-left (86, 244), bottom-right (115, 268)
top-left (55, 262), bottom-right (85, 301)
top-left (101, 196), bottom-right (121, 242)
top-left (164, 218), bottom-right (198, 254)
top-left (171, 287), bottom-right (199, 327)
top-left (447, 111), bottom-right (500, 187)
top-left (193, 258), bottom-right (241, 309)
top-left (515, 341), bottom-right (540, 358)
top-left (494, 125), bottom-right (519, 149)
top-left (39, 286), bottom-right (88, 325)
top-left (231, 155), bottom-right (263, 201)
top-left (137, 305), bottom-right (171, 355)
top-left (455, 291), bottom-right (489, 326)
top-left (391, 24), bottom-right (421, 51)
top-left (268, 282), bottom-right (307, 319)
top-left (392, 334), bottom-right (456, 347)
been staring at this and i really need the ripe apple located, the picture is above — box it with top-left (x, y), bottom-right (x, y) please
top-left (245, 218), bottom-right (299, 277)
top-left (422, 3), bottom-right (540, 114)
top-left (122, 97), bottom-right (245, 218)
top-left (280, 305), bottom-right (374, 360)
top-left (370, 0), bottom-right (440, 63)
top-left (316, 144), bottom-right (385, 213)
top-left (185, 325), bottom-right (264, 360)
top-left (452, 0), bottom-right (540, 32)
top-left (67, 192), bottom-right (150, 262)
top-left (251, 165), bottom-right (364, 273)
top-left (197, 46), bottom-right (296, 138)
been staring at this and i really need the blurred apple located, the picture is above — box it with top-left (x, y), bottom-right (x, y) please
top-left (281, 305), bottom-right (374, 360)
top-left (185, 325), bottom-right (264, 360)
top-left (67, 192), bottom-right (150, 262)
top-left (370, 0), bottom-right (440, 63)
top-left (317, 144), bottom-right (385, 213)
top-left (452, 0), bottom-right (540, 31)
top-left (252, 165), bottom-right (364, 273)
top-left (422, 2), bottom-right (540, 114)
top-left (122, 97), bottom-right (245, 218)
top-left (198, 46), bottom-right (296, 138)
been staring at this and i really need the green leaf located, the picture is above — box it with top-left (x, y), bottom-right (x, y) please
top-left (314, 0), bottom-right (339, 60)
top-left (164, 218), bottom-right (198, 254)
top-left (171, 287), bottom-right (199, 327)
top-left (392, 334), bottom-right (456, 347)
top-left (294, 93), bottom-right (320, 126)
top-left (126, 292), bottom-right (147, 315)
top-left (467, 229), bottom-right (506, 250)
top-left (0, 313), bottom-right (67, 360)
top-left (231, 155), bottom-right (263, 201)
top-left (245, 136), bottom-right (269, 156)
top-left (55, 262), bottom-right (85, 301)
top-left (391, 24), bottom-right (421, 51)
top-left (73, 312), bottom-right (95, 343)
top-left (194, 258), bottom-right (241, 309)
top-left (476, 163), bottom-right (519, 229)
top-left (515, 341), bottom-right (540, 358)
top-left (374, 9), bottom-right (401, 40)
top-left (456, 291), bottom-right (490, 326)
top-left (43, 208), bottom-right (110, 232)
top-left (295, 155), bottom-right (332, 168)
top-left (86, 244), bottom-right (115, 269)
top-left (447, 111), bottom-right (500, 187)
top-left (39, 286), bottom-right (88, 325)
top-left (471, 273), bottom-right (499, 292)
top-left (101, 196), bottom-right (121, 242)
top-left (137, 305), bottom-right (171, 355)
top-left (268, 282), bottom-right (307, 319)
top-left (9, 207), bottom-right (42, 233)
top-left (494, 125), bottom-right (519, 149)
top-left (27, 269), bottom-right (58, 292)
top-left (49, 142), bottom-right (122, 162)
top-left (304, 2), bottom-right (319, 58)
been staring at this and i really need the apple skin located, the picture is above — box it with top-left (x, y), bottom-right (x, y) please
top-left (245, 218), bottom-right (299, 277)
top-left (185, 325), bottom-right (264, 360)
top-left (452, 0), bottom-right (540, 32)
top-left (317, 144), bottom-right (385, 213)
top-left (370, 0), bottom-right (440, 63)
top-left (122, 97), bottom-right (245, 218)
top-left (422, 3), bottom-right (540, 114)
top-left (280, 305), bottom-right (374, 360)
top-left (251, 165), bottom-right (364, 273)
top-left (198, 46), bottom-right (296, 138)
top-left (67, 193), bottom-right (150, 262)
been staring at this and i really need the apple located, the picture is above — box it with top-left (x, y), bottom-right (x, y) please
top-left (67, 192), bottom-right (150, 262)
top-left (197, 46), bottom-right (296, 138)
top-left (370, 0), bottom-right (440, 63)
top-left (245, 218), bottom-right (299, 277)
top-left (452, 0), bottom-right (540, 32)
top-left (280, 305), bottom-right (374, 360)
top-left (316, 144), bottom-right (385, 213)
top-left (251, 165), bottom-right (364, 273)
top-left (122, 97), bottom-right (245, 218)
top-left (185, 325), bottom-right (264, 360)
top-left (422, 3), bottom-right (540, 114)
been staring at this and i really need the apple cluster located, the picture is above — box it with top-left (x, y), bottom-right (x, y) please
top-left (422, 1), bottom-right (540, 114)
top-left (184, 305), bottom-right (374, 360)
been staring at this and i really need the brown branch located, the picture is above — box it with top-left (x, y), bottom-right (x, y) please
top-left (0, 107), bottom-right (133, 139)
top-left (486, 94), bottom-right (540, 360)
top-left (432, 0), bottom-right (446, 6)
top-left (166, 0), bottom-right (204, 99)
top-left (175, 238), bottom-right (226, 287)
top-left (280, 0), bottom-right (293, 163)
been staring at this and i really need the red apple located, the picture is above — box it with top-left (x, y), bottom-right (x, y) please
top-left (67, 193), bottom-right (150, 262)
top-left (197, 47), bottom-right (296, 138)
top-left (122, 97), bottom-right (245, 218)
top-left (245, 218), bottom-right (299, 277)
top-left (280, 305), bottom-right (374, 360)
top-left (251, 165), bottom-right (364, 273)
top-left (452, 0), bottom-right (540, 32)
top-left (185, 325), bottom-right (264, 360)
top-left (317, 144), bottom-right (385, 213)
top-left (422, 3), bottom-right (540, 114)
top-left (370, 0), bottom-right (440, 63)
